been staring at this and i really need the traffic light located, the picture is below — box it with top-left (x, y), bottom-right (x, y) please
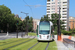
top-left (17, 20), bottom-right (19, 25)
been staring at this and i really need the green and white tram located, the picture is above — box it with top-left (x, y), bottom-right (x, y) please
top-left (36, 21), bottom-right (54, 41)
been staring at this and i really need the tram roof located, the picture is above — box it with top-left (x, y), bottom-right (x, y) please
top-left (37, 21), bottom-right (53, 26)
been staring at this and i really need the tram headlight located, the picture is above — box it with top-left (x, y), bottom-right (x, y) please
top-left (40, 35), bottom-right (41, 39)
top-left (47, 36), bottom-right (49, 39)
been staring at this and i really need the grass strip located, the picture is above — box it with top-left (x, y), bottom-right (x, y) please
top-left (0, 38), bottom-right (16, 43)
top-left (0, 38), bottom-right (23, 46)
top-left (9, 39), bottom-right (37, 50)
top-left (0, 38), bottom-right (30, 50)
top-left (31, 42), bottom-right (48, 50)
top-left (47, 41), bottom-right (58, 50)
top-left (28, 32), bottom-right (36, 36)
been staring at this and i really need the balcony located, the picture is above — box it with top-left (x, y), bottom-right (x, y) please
top-left (64, 21), bottom-right (67, 22)
top-left (47, 10), bottom-right (50, 11)
top-left (63, 3), bottom-right (67, 5)
top-left (47, 13), bottom-right (50, 14)
top-left (63, 24), bottom-right (67, 25)
top-left (47, 1), bottom-right (50, 3)
top-left (63, 0), bottom-right (67, 1)
top-left (47, 5), bottom-right (50, 6)
top-left (62, 12), bottom-right (67, 14)
top-left (63, 9), bottom-right (67, 11)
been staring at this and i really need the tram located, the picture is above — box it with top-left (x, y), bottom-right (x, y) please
top-left (36, 21), bottom-right (54, 41)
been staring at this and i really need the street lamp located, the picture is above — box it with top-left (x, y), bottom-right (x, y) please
top-left (6, 23), bottom-right (9, 36)
top-left (21, 12), bottom-right (29, 36)
top-left (21, 12), bottom-right (29, 17)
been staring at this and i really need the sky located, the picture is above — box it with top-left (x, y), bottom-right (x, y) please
top-left (0, 0), bottom-right (75, 19)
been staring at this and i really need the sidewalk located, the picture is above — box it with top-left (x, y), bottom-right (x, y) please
top-left (55, 40), bottom-right (69, 50)
top-left (55, 35), bottom-right (75, 50)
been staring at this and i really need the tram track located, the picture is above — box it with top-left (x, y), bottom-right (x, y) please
top-left (0, 38), bottom-right (24, 46)
top-left (3, 36), bottom-right (36, 50)
top-left (0, 36), bottom-right (32, 46)
top-left (28, 42), bottom-right (39, 50)
top-left (28, 42), bottom-right (49, 50)
top-left (45, 42), bottom-right (49, 50)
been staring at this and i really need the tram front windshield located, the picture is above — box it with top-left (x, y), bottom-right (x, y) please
top-left (39, 30), bottom-right (49, 34)
top-left (39, 22), bottom-right (50, 34)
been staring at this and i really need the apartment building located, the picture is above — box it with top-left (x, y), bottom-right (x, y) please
top-left (47, 0), bottom-right (69, 31)
top-left (69, 16), bottom-right (75, 29)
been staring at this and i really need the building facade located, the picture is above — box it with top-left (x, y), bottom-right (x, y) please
top-left (33, 19), bottom-right (40, 32)
top-left (69, 16), bottom-right (75, 29)
top-left (47, 0), bottom-right (69, 31)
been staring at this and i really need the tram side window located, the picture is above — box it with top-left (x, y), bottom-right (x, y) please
top-left (36, 25), bottom-right (38, 35)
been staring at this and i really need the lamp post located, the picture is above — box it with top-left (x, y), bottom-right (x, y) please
top-left (16, 20), bottom-right (19, 38)
top-left (57, 0), bottom-right (61, 41)
top-left (21, 12), bottom-right (29, 36)
top-left (6, 23), bottom-right (9, 36)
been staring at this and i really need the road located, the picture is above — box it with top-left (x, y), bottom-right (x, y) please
top-left (0, 32), bottom-right (25, 40)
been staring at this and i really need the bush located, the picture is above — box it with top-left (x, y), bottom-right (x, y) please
top-left (61, 30), bottom-right (72, 35)
top-left (53, 31), bottom-right (57, 35)
top-left (61, 30), bottom-right (68, 35)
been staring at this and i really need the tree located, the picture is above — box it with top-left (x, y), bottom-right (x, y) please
top-left (22, 16), bottom-right (33, 35)
top-left (51, 13), bottom-right (65, 30)
top-left (0, 5), bottom-right (13, 32)
top-left (40, 15), bottom-right (50, 21)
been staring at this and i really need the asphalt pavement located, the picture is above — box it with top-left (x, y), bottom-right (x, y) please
top-left (0, 32), bottom-right (37, 40)
top-left (0, 32), bottom-right (25, 40)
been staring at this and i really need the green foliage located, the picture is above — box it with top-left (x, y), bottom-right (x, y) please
top-left (61, 30), bottom-right (72, 35)
top-left (51, 13), bottom-right (65, 30)
top-left (23, 16), bottom-right (33, 32)
top-left (40, 15), bottom-right (50, 21)
top-left (0, 5), bottom-right (24, 32)
top-left (28, 32), bottom-right (36, 36)
top-left (50, 13), bottom-right (65, 35)
top-left (53, 27), bottom-right (58, 35)
top-left (0, 5), bottom-right (14, 32)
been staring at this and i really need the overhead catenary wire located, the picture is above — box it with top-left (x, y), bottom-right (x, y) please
top-left (23, 0), bottom-right (34, 17)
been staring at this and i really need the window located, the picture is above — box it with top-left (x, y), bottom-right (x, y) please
top-left (52, 11), bottom-right (55, 13)
top-left (52, 8), bottom-right (55, 10)
top-left (58, 2), bottom-right (61, 4)
top-left (52, 3), bottom-right (55, 4)
top-left (52, 6), bottom-right (55, 7)
top-left (52, 0), bottom-right (53, 1)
